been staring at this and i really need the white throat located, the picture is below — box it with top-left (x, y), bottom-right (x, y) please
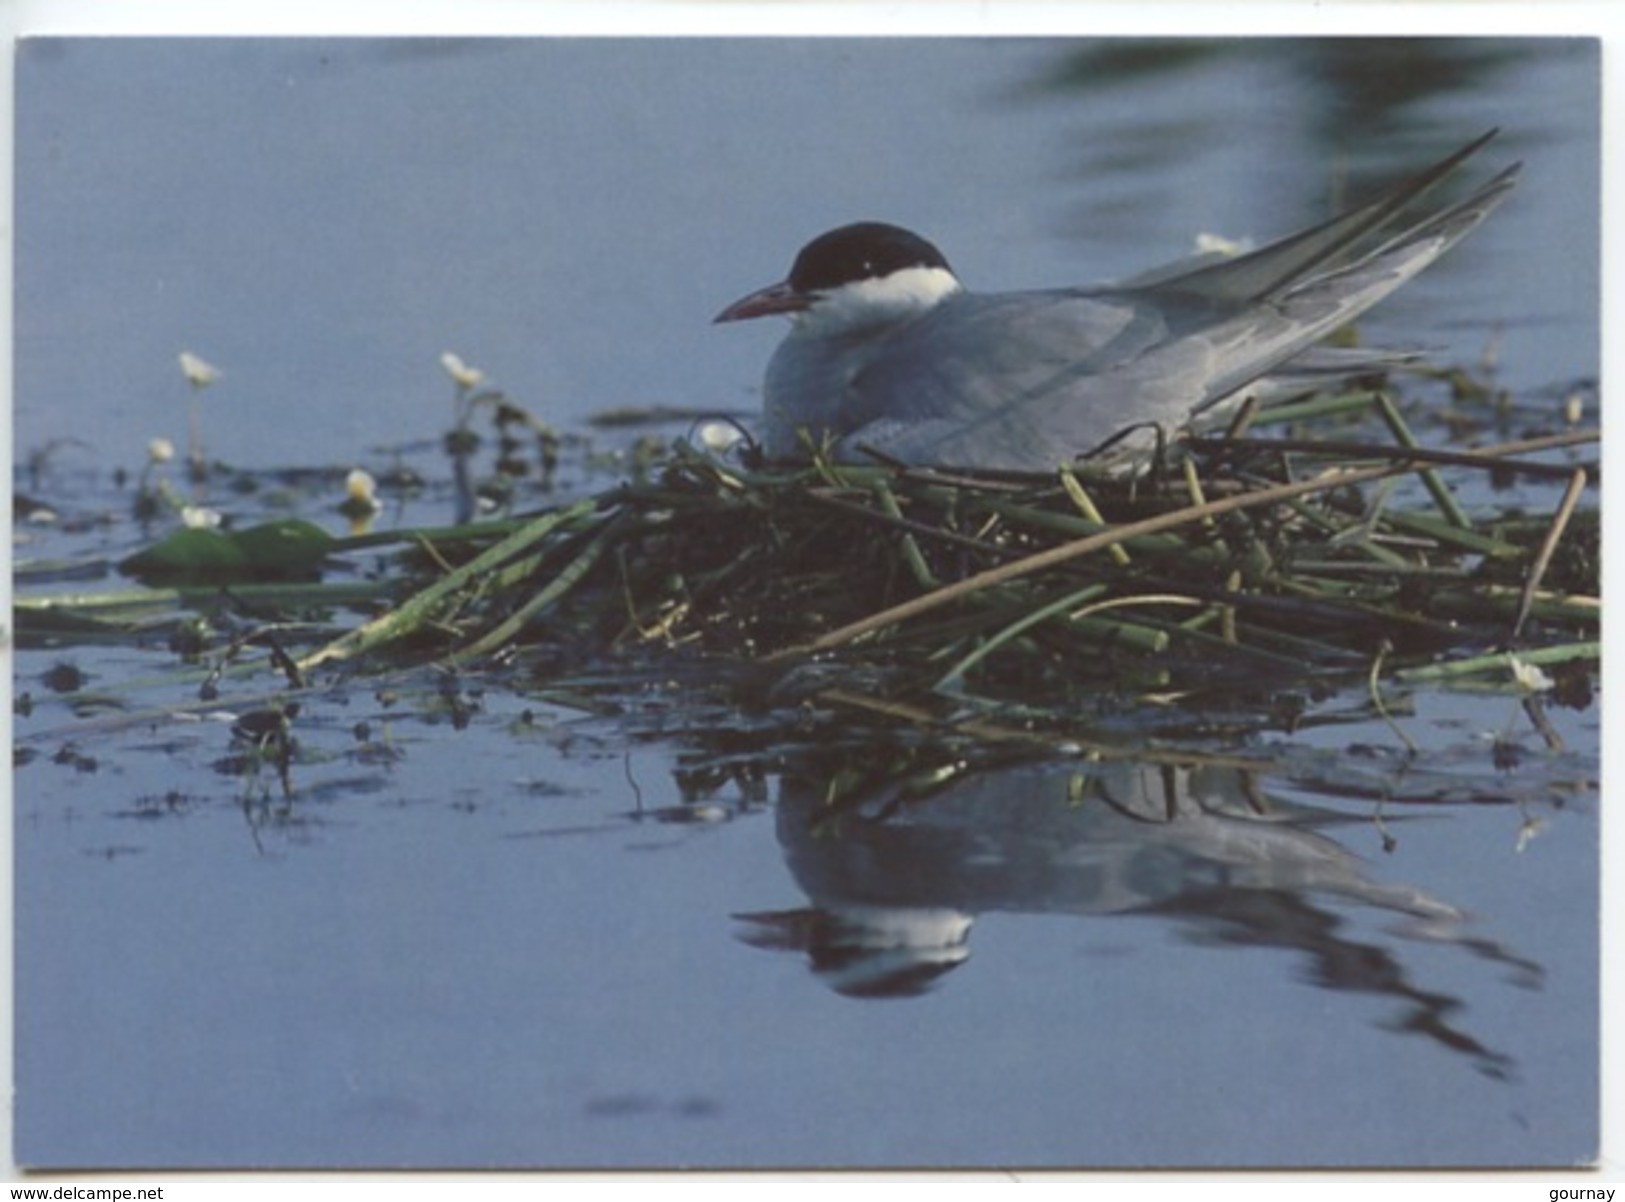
top-left (794, 264), bottom-right (962, 335)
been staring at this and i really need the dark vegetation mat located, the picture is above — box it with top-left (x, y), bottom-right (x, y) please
top-left (14, 371), bottom-right (1600, 763)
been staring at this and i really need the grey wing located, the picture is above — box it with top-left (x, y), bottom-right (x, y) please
top-left (840, 289), bottom-right (1203, 472)
top-left (843, 142), bottom-right (1520, 473)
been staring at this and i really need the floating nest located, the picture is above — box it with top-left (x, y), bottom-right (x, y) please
top-left (288, 386), bottom-right (1598, 726)
top-left (17, 370), bottom-right (1598, 741)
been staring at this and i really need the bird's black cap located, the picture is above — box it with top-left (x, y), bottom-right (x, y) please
top-left (787, 222), bottom-right (954, 294)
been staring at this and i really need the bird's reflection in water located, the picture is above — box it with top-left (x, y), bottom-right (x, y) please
top-left (735, 753), bottom-right (1540, 1077)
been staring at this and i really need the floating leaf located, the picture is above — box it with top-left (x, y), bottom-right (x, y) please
top-left (120, 519), bottom-right (334, 584)
top-left (229, 520), bottom-right (334, 571)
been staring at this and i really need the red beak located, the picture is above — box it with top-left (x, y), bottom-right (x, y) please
top-left (714, 279), bottom-right (810, 323)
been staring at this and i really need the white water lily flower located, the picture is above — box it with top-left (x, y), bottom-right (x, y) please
top-left (180, 505), bottom-right (222, 529)
top-left (345, 468), bottom-right (380, 508)
top-left (440, 351), bottom-right (485, 390)
top-left (147, 437), bottom-right (175, 464)
top-left (1564, 391), bottom-right (1584, 426)
top-left (178, 351), bottom-right (221, 389)
top-left (1508, 656), bottom-right (1554, 693)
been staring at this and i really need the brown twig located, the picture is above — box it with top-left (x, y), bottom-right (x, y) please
top-left (1197, 427), bottom-right (1597, 479)
top-left (766, 460), bottom-right (1423, 661)
top-left (1511, 467), bottom-right (1589, 643)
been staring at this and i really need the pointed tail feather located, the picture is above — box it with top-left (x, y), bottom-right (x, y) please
top-left (1197, 160), bottom-right (1521, 405)
top-left (1157, 129), bottom-right (1505, 306)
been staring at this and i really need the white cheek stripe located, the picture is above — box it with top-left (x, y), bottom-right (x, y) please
top-left (796, 265), bottom-right (962, 331)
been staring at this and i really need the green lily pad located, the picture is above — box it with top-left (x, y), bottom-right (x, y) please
top-left (120, 519), bottom-right (334, 584)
